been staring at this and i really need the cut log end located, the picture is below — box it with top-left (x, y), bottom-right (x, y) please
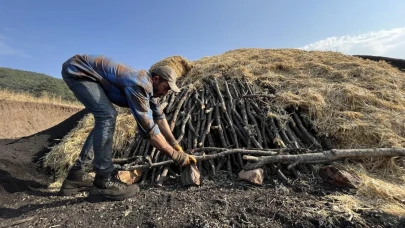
top-left (118, 169), bottom-right (143, 185)
top-left (181, 164), bottom-right (201, 186)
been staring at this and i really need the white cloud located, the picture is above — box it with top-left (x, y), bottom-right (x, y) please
top-left (300, 28), bottom-right (405, 58)
top-left (0, 35), bottom-right (28, 57)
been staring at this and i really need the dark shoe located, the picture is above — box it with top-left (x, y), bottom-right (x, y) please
top-left (87, 171), bottom-right (139, 202)
top-left (60, 168), bottom-right (94, 196)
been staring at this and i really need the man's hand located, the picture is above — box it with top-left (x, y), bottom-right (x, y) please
top-left (172, 150), bottom-right (197, 166)
top-left (173, 143), bottom-right (184, 152)
top-left (149, 133), bottom-right (195, 166)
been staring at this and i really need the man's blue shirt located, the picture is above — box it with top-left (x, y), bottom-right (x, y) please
top-left (62, 54), bottom-right (165, 138)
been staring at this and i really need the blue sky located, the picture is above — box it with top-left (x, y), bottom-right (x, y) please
top-left (1, 0), bottom-right (405, 78)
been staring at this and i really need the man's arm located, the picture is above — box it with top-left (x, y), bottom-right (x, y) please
top-left (124, 86), bottom-right (194, 165)
top-left (154, 118), bottom-right (177, 146)
top-left (150, 97), bottom-right (182, 151)
top-left (148, 133), bottom-right (196, 166)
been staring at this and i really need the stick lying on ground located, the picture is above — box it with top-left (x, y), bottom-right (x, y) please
top-left (116, 147), bottom-right (405, 171)
top-left (244, 148), bottom-right (405, 170)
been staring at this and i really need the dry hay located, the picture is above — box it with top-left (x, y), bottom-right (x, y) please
top-left (0, 89), bottom-right (83, 108)
top-left (180, 48), bottom-right (405, 149)
top-left (149, 55), bottom-right (193, 78)
top-left (43, 107), bottom-right (136, 184)
top-left (329, 162), bottom-right (405, 216)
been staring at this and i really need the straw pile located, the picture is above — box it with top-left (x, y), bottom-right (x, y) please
top-left (149, 55), bottom-right (193, 78)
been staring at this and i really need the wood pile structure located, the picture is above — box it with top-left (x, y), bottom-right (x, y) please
top-left (113, 76), bottom-right (405, 185)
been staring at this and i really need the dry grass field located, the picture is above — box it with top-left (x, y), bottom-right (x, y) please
top-left (0, 90), bottom-right (83, 139)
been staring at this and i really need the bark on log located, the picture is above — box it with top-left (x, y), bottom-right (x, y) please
top-left (170, 89), bottom-right (191, 131)
top-left (212, 77), bottom-right (227, 112)
top-left (291, 112), bottom-right (322, 150)
top-left (242, 94), bottom-right (276, 99)
top-left (244, 148), bottom-right (405, 170)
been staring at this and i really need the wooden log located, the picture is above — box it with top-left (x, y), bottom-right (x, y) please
top-left (141, 148), bottom-right (157, 183)
top-left (112, 156), bottom-right (143, 165)
top-left (267, 117), bottom-right (285, 148)
top-left (239, 100), bottom-right (251, 147)
top-left (190, 147), bottom-right (309, 154)
top-left (181, 164), bottom-right (201, 186)
top-left (260, 118), bottom-right (269, 148)
top-left (286, 123), bottom-right (305, 148)
top-left (222, 122), bottom-right (233, 176)
top-left (273, 117), bottom-right (292, 148)
top-left (232, 109), bottom-right (249, 140)
top-left (236, 78), bottom-right (246, 94)
top-left (212, 77), bottom-right (227, 112)
top-left (264, 124), bottom-right (276, 148)
top-left (187, 126), bottom-right (193, 151)
top-left (243, 78), bottom-right (254, 95)
top-left (246, 100), bottom-right (263, 147)
top-left (291, 112), bottom-right (322, 150)
top-left (170, 88), bottom-right (191, 131)
top-left (165, 91), bottom-right (177, 112)
top-left (198, 119), bottom-right (214, 148)
top-left (167, 89), bottom-right (186, 113)
top-left (142, 141), bottom-right (151, 156)
top-left (121, 148), bottom-right (284, 170)
top-left (176, 113), bottom-right (191, 142)
top-left (206, 134), bottom-right (217, 175)
top-left (243, 148), bottom-right (405, 170)
top-left (128, 135), bottom-right (142, 157)
top-left (193, 89), bottom-right (204, 147)
top-left (224, 81), bottom-right (234, 109)
top-left (230, 82), bottom-right (240, 99)
top-left (121, 137), bottom-right (137, 158)
top-left (242, 94), bottom-right (276, 99)
top-left (214, 103), bottom-right (227, 147)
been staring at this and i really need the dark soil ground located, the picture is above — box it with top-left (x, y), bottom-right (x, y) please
top-left (1, 109), bottom-right (405, 228)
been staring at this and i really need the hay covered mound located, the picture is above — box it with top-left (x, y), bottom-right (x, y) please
top-left (46, 48), bottom-right (405, 179)
top-left (171, 48), bottom-right (405, 149)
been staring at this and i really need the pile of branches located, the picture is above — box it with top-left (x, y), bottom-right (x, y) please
top-left (113, 77), bottom-right (405, 184)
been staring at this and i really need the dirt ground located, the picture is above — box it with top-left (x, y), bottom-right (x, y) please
top-left (1, 110), bottom-right (405, 228)
top-left (0, 100), bottom-right (83, 139)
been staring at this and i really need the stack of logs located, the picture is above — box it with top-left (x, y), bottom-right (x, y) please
top-left (113, 76), bottom-right (332, 185)
top-left (113, 76), bottom-right (405, 186)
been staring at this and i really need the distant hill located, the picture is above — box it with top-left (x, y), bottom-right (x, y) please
top-left (354, 55), bottom-right (405, 72)
top-left (0, 67), bottom-right (76, 101)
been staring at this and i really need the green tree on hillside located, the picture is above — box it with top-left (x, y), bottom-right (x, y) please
top-left (0, 67), bottom-right (77, 101)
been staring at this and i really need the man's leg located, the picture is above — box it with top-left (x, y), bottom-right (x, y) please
top-left (71, 129), bottom-right (94, 171)
top-left (60, 70), bottom-right (138, 200)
